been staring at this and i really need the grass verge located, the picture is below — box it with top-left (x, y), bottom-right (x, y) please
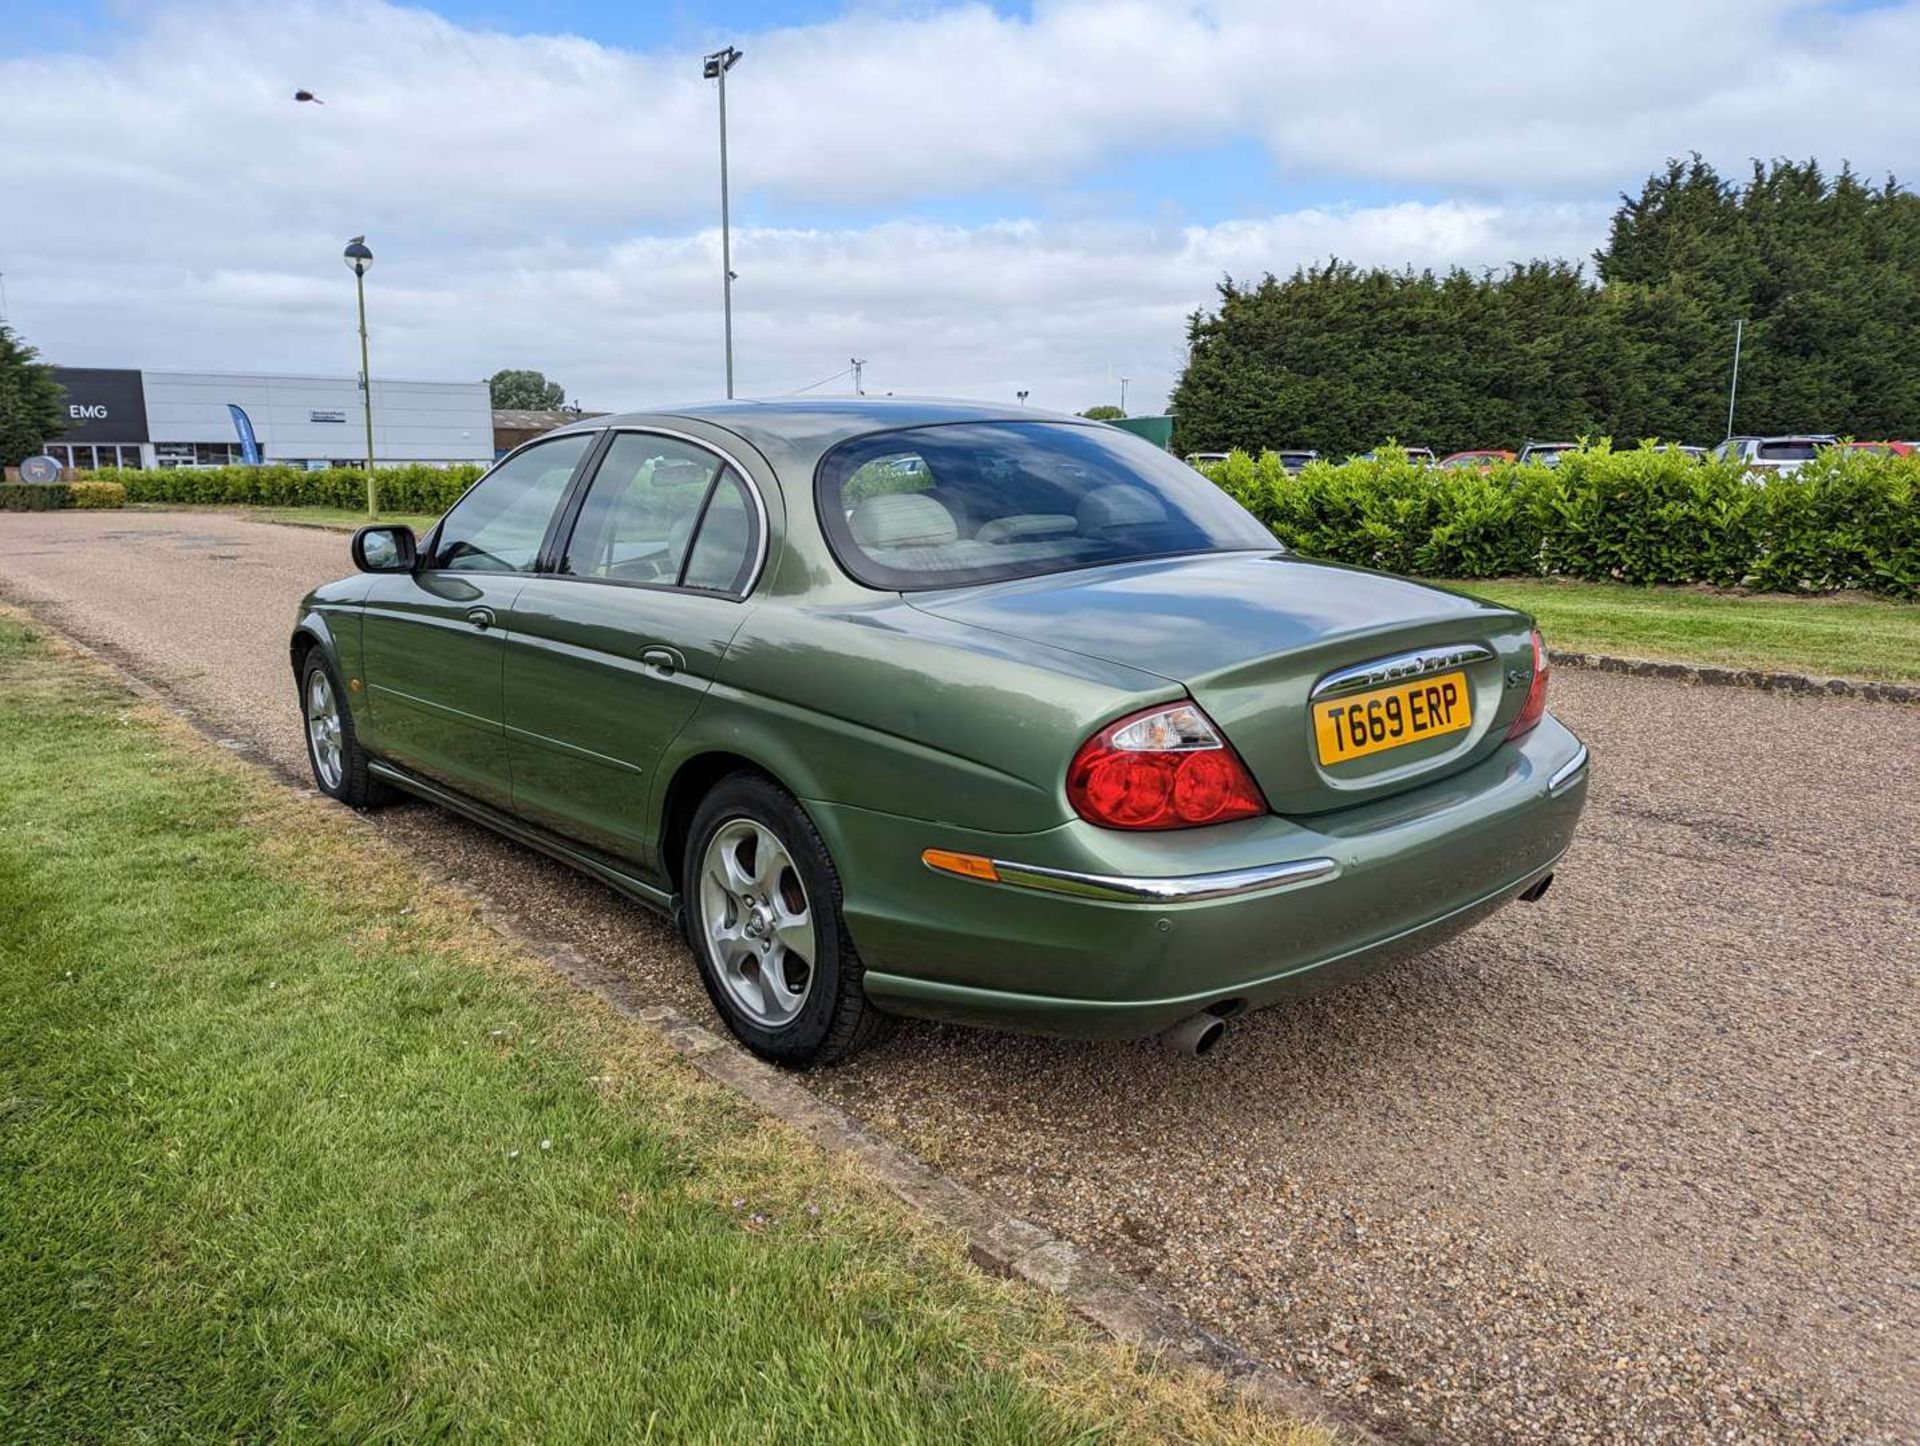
top-left (1454, 578), bottom-right (1920, 684)
top-left (0, 612), bottom-right (1318, 1445)
top-left (249, 504), bottom-right (443, 533)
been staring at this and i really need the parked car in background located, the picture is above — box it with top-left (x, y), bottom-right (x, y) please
top-left (1185, 452), bottom-right (1231, 467)
top-left (1275, 449), bottom-right (1321, 474)
top-left (1517, 442), bottom-right (1578, 467)
top-left (1844, 440), bottom-right (1914, 457)
top-left (1438, 450), bottom-right (1516, 470)
top-left (1647, 444), bottom-right (1708, 459)
top-left (292, 399), bottom-right (1588, 1065)
top-left (1713, 435), bottom-right (1838, 475)
top-left (1353, 446), bottom-right (1436, 464)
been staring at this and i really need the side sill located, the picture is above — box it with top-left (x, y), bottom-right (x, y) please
top-left (366, 759), bottom-right (674, 914)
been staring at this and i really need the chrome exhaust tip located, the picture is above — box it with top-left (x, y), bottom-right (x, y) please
top-left (1160, 1011), bottom-right (1226, 1058)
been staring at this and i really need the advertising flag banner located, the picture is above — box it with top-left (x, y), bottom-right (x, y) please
top-left (228, 404), bottom-right (262, 465)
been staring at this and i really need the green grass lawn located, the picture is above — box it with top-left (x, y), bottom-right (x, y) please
top-left (0, 613), bottom-right (1312, 1445)
top-left (131, 502), bottom-right (443, 533)
top-left (251, 504), bottom-right (443, 532)
top-left (1451, 578), bottom-right (1920, 684)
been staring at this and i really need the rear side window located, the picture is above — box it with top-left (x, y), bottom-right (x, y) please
top-left (1757, 441), bottom-right (1819, 462)
top-left (560, 432), bottom-right (762, 594)
top-left (681, 471), bottom-right (758, 593)
top-left (429, 433), bottom-right (592, 572)
top-left (816, 421), bottom-right (1275, 591)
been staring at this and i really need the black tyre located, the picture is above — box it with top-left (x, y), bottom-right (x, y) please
top-left (683, 773), bottom-right (894, 1067)
top-left (299, 650), bottom-right (390, 809)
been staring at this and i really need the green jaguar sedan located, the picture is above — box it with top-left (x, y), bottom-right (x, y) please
top-left (291, 400), bottom-right (1589, 1065)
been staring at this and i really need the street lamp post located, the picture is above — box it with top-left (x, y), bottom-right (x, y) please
top-left (1724, 318), bottom-right (1746, 444)
top-left (1016, 390), bottom-right (1029, 407)
top-left (1118, 375), bottom-right (1130, 415)
top-left (703, 46), bottom-right (743, 398)
top-left (343, 237), bottom-right (377, 517)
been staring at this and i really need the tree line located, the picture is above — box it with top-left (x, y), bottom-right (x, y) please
top-left (1170, 157), bottom-right (1920, 458)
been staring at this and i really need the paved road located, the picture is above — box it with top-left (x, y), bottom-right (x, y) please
top-left (4, 509), bottom-right (1915, 1443)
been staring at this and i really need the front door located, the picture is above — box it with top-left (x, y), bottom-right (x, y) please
top-left (504, 430), bottom-right (766, 871)
top-left (358, 432), bottom-right (597, 809)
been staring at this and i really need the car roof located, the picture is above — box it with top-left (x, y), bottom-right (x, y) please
top-left (544, 397), bottom-right (1084, 472)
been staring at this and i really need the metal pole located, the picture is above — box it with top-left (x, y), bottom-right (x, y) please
top-left (718, 63), bottom-right (734, 400)
top-left (356, 269), bottom-right (377, 516)
top-left (850, 357), bottom-right (865, 396)
top-left (1724, 318), bottom-right (1744, 444)
top-left (1119, 375), bottom-right (1129, 415)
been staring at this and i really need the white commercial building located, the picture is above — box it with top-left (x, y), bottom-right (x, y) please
top-left (45, 366), bottom-right (494, 471)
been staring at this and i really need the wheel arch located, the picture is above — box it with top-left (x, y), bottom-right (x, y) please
top-left (656, 749), bottom-right (789, 896)
top-left (289, 616), bottom-right (333, 679)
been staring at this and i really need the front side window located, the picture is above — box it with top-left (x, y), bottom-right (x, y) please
top-left (429, 433), bottom-right (593, 572)
top-left (816, 421), bottom-right (1275, 591)
top-left (560, 433), bottom-right (761, 594)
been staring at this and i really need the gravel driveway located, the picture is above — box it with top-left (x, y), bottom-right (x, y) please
top-left (4, 508), bottom-right (1915, 1443)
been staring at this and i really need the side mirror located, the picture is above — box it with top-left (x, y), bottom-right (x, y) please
top-left (352, 524), bottom-right (417, 573)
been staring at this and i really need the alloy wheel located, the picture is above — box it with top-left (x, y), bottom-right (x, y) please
top-left (699, 818), bottom-right (816, 1027)
top-left (305, 669), bottom-right (345, 791)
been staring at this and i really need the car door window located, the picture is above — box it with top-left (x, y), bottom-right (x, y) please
top-left (682, 470), bottom-right (758, 593)
top-left (560, 433), bottom-right (761, 594)
top-left (429, 434), bottom-right (593, 572)
top-left (561, 434), bottom-right (722, 585)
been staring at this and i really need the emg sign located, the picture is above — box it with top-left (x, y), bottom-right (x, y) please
top-left (48, 368), bottom-right (148, 444)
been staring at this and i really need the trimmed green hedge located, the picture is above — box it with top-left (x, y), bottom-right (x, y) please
top-left (1200, 445), bottom-right (1919, 598)
top-left (70, 481), bottom-right (127, 509)
top-left (0, 481), bottom-right (127, 511)
top-left (81, 461), bottom-right (486, 514)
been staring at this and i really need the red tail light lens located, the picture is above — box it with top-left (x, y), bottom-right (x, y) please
top-left (1505, 629), bottom-right (1550, 740)
top-left (1068, 703), bottom-right (1266, 830)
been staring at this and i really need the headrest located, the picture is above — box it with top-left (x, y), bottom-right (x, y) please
top-left (850, 492), bottom-right (958, 548)
top-left (1075, 484), bottom-right (1167, 531)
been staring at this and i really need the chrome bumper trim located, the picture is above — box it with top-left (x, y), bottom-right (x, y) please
top-left (985, 855), bottom-right (1340, 905)
top-left (1548, 744), bottom-right (1590, 798)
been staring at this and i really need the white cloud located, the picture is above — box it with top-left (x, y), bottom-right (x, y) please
top-left (2, 0), bottom-right (1912, 411)
top-left (10, 202), bottom-right (1607, 414)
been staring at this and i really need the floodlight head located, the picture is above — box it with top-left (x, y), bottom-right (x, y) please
top-left (702, 46), bottom-right (742, 78)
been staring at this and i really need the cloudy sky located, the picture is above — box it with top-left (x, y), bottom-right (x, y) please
top-left (3, 0), bottom-right (1915, 413)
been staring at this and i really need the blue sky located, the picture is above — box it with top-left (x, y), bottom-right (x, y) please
top-left (3, 1), bottom-right (1915, 409)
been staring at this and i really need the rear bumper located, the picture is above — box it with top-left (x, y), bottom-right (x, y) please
top-left (809, 714), bottom-right (1590, 1039)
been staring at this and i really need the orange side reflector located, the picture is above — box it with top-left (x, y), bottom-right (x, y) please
top-left (921, 849), bottom-right (999, 883)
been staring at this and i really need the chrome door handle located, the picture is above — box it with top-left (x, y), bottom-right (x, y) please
top-left (640, 645), bottom-right (683, 677)
top-left (466, 606), bottom-right (495, 631)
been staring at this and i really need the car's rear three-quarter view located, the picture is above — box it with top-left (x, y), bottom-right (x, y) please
top-left (291, 399), bottom-right (1589, 1066)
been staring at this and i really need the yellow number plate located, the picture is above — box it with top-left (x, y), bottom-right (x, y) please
top-left (1313, 671), bottom-right (1472, 765)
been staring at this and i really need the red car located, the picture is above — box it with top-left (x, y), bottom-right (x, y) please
top-left (1438, 449), bottom-right (1516, 470)
top-left (1846, 441), bottom-right (1914, 457)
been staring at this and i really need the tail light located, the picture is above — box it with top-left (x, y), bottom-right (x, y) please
top-left (1068, 702), bottom-right (1266, 830)
top-left (1505, 629), bottom-right (1550, 740)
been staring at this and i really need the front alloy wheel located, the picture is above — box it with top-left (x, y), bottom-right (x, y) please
top-left (298, 651), bottom-right (388, 809)
top-left (305, 668), bottom-right (345, 792)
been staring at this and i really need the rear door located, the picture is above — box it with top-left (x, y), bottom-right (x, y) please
top-left (503, 429), bottom-right (767, 871)
top-left (358, 432), bottom-right (597, 808)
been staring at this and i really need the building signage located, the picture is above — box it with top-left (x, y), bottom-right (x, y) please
top-left (310, 408), bottom-right (347, 423)
top-left (48, 368), bottom-right (150, 444)
top-left (19, 455), bottom-right (62, 483)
